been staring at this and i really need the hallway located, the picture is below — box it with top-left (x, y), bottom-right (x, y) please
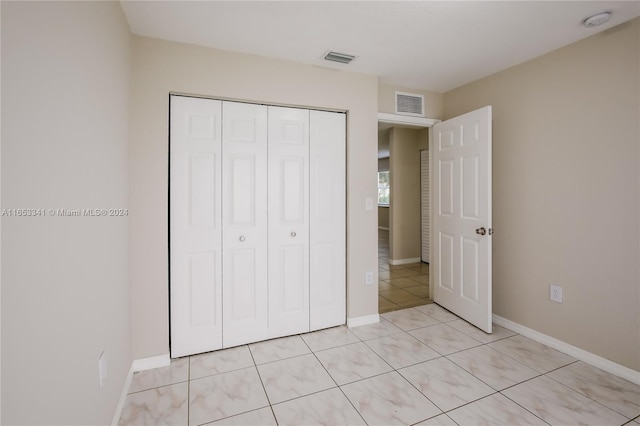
top-left (378, 229), bottom-right (431, 313)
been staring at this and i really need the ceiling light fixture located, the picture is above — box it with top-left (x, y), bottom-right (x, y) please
top-left (583, 11), bottom-right (612, 28)
top-left (323, 51), bottom-right (355, 64)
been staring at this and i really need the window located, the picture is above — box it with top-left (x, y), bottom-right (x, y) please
top-left (378, 171), bottom-right (390, 206)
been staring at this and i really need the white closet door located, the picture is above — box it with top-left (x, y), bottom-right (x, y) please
top-left (222, 101), bottom-right (269, 347)
top-left (309, 110), bottom-right (346, 331)
top-left (268, 106), bottom-right (310, 338)
top-left (170, 96), bottom-right (222, 357)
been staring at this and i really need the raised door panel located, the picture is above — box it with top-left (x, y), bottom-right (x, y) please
top-left (169, 95), bottom-right (222, 357)
top-left (309, 110), bottom-right (346, 331)
top-left (222, 101), bottom-right (269, 347)
top-left (268, 106), bottom-right (310, 338)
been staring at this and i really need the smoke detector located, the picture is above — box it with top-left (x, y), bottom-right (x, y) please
top-left (583, 11), bottom-right (612, 28)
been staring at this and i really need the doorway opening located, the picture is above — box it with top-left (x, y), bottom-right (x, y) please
top-left (377, 114), bottom-right (436, 314)
top-left (378, 228), bottom-right (430, 313)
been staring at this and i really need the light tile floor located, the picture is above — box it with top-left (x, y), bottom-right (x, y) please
top-left (119, 304), bottom-right (640, 425)
top-left (378, 229), bottom-right (431, 313)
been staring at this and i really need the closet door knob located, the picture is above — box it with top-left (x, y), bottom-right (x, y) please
top-left (290, 231), bottom-right (297, 237)
top-left (239, 235), bottom-right (246, 242)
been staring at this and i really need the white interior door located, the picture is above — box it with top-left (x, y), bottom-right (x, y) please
top-left (170, 96), bottom-right (223, 357)
top-left (432, 106), bottom-right (492, 333)
top-left (268, 106), bottom-right (310, 338)
top-left (222, 101), bottom-right (269, 347)
top-left (309, 110), bottom-right (346, 331)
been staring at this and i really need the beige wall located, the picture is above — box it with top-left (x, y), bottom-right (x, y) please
top-left (418, 128), bottom-right (429, 151)
top-left (444, 19), bottom-right (640, 371)
top-left (130, 36), bottom-right (379, 359)
top-left (378, 83), bottom-right (444, 120)
top-left (378, 157), bottom-right (390, 172)
top-left (637, 19), bottom-right (640, 365)
top-left (378, 207), bottom-right (390, 229)
top-left (378, 146), bottom-right (390, 230)
top-left (389, 128), bottom-right (422, 262)
top-left (1, 1), bottom-right (132, 424)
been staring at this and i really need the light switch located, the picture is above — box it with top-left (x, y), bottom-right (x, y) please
top-left (365, 197), bottom-right (373, 211)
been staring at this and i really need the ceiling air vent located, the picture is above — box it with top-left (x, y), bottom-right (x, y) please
top-left (323, 51), bottom-right (355, 64)
top-left (395, 92), bottom-right (424, 117)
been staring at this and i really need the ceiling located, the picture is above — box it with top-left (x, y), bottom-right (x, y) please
top-left (121, 1), bottom-right (639, 160)
top-left (120, 1), bottom-right (639, 93)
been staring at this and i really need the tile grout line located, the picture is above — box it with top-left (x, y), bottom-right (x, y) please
top-left (125, 377), bottom-right (191, 396)
top-left (403, 318), bottom-right (548, 421)
top-left (301, 330), bottom-right (369, 425)
top-left (264, 355), bottom-right (281, 426)
top-left (386, 319), bottom-right (542, 423)
top-left (432, 349), bottom-right (550, 424)
top-left (496, 380), bottom-right (555, 426)
top-left (248, 308), bottom-right (509, 423)
top-left (352, 317), bottom-right (490, 424)
top-left (247, 343), bottom-right (275, 410)
top-left (537, 363), bottom-right (638, 421)
top-left (194, 346), bottom-right (276, 425)
top-left (349, 319), bottom-right (445, 424)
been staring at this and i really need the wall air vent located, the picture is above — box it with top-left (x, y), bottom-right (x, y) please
top-left (395, 92), bottom-right (425, 117)
top-left (323, 51), bottom-right (356, 64)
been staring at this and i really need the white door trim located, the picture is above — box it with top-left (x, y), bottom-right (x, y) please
top-left (378, 113), bottom-right (438, 301)
top-left (378, 112), bottom-right (440, 128)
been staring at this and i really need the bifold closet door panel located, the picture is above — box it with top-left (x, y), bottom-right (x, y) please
top-left (169, 96), bottom-right (223, 357)
top-left (222, 101), bottom-right (269, 348)
top-left (310, 110), bottom-right (346, 331)
top-left (268, 106), bottom-right (310, 338)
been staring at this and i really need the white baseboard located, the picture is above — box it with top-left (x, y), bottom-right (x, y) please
top-left (378, 226), bottom-right (389, 231)
top-left (493, 314), bottom-right (640, 386)
top-left (347, 314), bottom-right (379, 328)
top-left (132, 353), bottom-right (170, 372)
top-left (389, 257), bottom-right (421, 265)
top-left (111, 354), bottom-right (171, 425)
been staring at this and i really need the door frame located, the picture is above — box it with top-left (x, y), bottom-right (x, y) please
top-left (376, 113), bottom-right (440, 301)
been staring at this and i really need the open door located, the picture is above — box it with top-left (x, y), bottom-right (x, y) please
top-left (432, 106), bottom-right (492, 333)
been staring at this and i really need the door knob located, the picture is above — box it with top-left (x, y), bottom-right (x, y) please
top-left (239, 235), bottom-right (246, 242)
top-left (475, 227), bottom-right (486, 236)
top-left (290, 231), bottom-right (297, 237)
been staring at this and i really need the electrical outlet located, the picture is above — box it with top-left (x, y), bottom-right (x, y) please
top-left (98, 351), bottom-right (107, 387)
top-left (365, 271), bottom-right (374, 286)
top-left (550, 284), bottom-right (563, 304)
